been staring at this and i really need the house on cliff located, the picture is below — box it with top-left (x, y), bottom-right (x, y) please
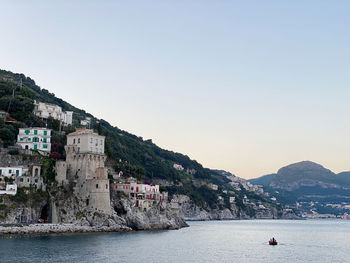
top-left (33, 101), bottom-right (73, 126)
top-left (114, 181), bottom-right (168, 210)
top-left (17, 127), bottom-right (51, 154)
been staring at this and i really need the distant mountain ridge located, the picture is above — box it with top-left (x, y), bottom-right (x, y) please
top-left (249, 161), bottom-right (350, 190)
top-left (248, 161), bottom-right (350, 211)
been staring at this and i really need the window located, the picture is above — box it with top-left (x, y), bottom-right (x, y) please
top-left (20, 178), bottom-right (23, 182)
top-left (43, 138), bottom-right (47, 143)
top-left (106, 184), bottom-right (108, 189)
top-left (100, 140), bottom-right (103, 145)
top-left (16, 170), bottom-right (19, 175)
top-left (78, 138), bottom-right (80, 143)
top-left (43, 145), bottom-right (47, 149)
top-left (25, 130), bottom-right (30, 135)
top-left (34, 130), bottom-right (38, 135)
top-left (9, 169), bottom-right (12, 174)
top-left (73, 138), bottom-right (76, 144)
top-left (20, 138), bottom-right (23, 141)
top-left (96, 184), bottom-right (99, 189)
top-left (91, 138), bottom-right (93, 143)
top-left (35, 179), bottom-right (38, 183)
top-left (28, 138), bottom-right (31, 141)
top-left (44, 130), bottom-right (47, 136)
top-left (27, 178), bottom-right (30, 182)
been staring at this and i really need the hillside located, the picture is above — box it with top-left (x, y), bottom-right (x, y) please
top-left (249, 161), bottom-right (350, 216)
top-left (248, 173), bottom-right (276, 186)
top-left (0, 69), bottom-right (283, 218)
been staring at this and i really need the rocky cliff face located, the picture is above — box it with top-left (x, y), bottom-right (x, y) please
top-left (172, 194), bottom-right (238, 221)
top-left (1, 187), bottom-right (188, 232)
top-left (0, 192), bottom-right (46, 224)
top-left (171, 194), bottom-right (291, 220)
top-left (111, 192), bottom-right (188, 230)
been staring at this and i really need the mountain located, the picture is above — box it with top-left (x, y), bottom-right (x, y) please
top-left (0, 69), bottom-right (284, 219)
top-left (270, 161), bottom-right (337, 191)
top-left (249, 161), bottom-right (350, 191)
top-left (249, 161), bottom-right (350, 216)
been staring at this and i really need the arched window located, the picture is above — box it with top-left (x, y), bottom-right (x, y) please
top-left (34, 168), bottom-right (39, 176)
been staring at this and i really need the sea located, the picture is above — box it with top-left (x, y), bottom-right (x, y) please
top-left (0, 220), bottom-right (349, 263)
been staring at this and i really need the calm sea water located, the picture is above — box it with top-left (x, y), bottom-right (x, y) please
top-left (0, 220), bottom-right (349, 263)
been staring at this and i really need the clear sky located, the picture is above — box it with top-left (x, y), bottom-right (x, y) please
top-left (1, 1), bottom-right (350, 179)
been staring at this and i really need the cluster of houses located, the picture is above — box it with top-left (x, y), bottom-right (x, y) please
top-left (33, 101), bottom-right (73, 126)
top-left (0, 100), bottom-right (170, 213)
top-left (0, 165), bottom-right (45, 195)
top-left (114, 181), bottom-right (168, 210)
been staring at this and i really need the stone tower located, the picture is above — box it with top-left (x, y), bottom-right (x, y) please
top-left (58, 128), bottom-right (111, 214)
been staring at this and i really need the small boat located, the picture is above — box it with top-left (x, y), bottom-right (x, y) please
top-left (269, 238), bottom-right (277, 245)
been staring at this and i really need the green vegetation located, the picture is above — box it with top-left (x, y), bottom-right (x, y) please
top-left (0, 69), bottom-right (279, 213)
top-left (9, 187), bottom-right (48, 205)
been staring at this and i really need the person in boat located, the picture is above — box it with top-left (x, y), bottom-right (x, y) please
top-left (272, 237), bottom-right (276, 242)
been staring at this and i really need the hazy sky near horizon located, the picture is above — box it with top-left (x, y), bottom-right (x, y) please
top-left (1, 1), bottom-right (350, 179)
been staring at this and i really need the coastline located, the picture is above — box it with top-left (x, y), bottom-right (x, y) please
top-left (0, 217), bottom-right (304, 235)
top-left (0, 223), bottom-right (132, 235)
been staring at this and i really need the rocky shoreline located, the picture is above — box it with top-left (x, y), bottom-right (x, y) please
top-left (0, 223), bottom-right (133, 235)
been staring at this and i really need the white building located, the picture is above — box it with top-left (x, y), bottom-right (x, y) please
top-left (229, 196), bottom-right (236, 203)
top-left (80, 117), bottom-right (91, 127)
top-left (208, 183), bottom-right (218, 191)
top-left (0, 184), bottom-right (17, 195)
top-left (0, 167), bottom-right (25, 177)
top-left (66, 128), bottom-right (104, 154)
top-left (17, 128), bottom-right (51, 152)
top-left (173, 164), bottom-right (184, 171)
top-left (33, 101), bottom-right (73, 126)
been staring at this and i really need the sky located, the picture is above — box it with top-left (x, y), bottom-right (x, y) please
top-left (1, 1), bottom-right (350, 179)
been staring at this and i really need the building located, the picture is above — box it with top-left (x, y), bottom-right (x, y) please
top-left (0, 166), bottom-right (44, 189)
top-left (173, 164), bottom-right (184, 171)
top-left (114, 181), bottom-right (168, 209)
top-left (0, 165), bottom-right (44, 194)
top-left (0, 184), bottom-right (17, 195)
top-left (15, 165), bottom-right (45, 190)
top-left (80, 117), bottom-right (91, 127)
top-left (33, 101), bottom-right (73, 126)
top-left (66, 128), bottom-right (104, 154)
top-left (229, 196), bottom-right (236, 203)
top-left (208, 183), bottom-right (218, 191)
top-left (17, 127), bottom-right (51, 153)
top-left (55, 128), bottom-right (111, 214)
top-left (0, 167), bottom-right (25, 177)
